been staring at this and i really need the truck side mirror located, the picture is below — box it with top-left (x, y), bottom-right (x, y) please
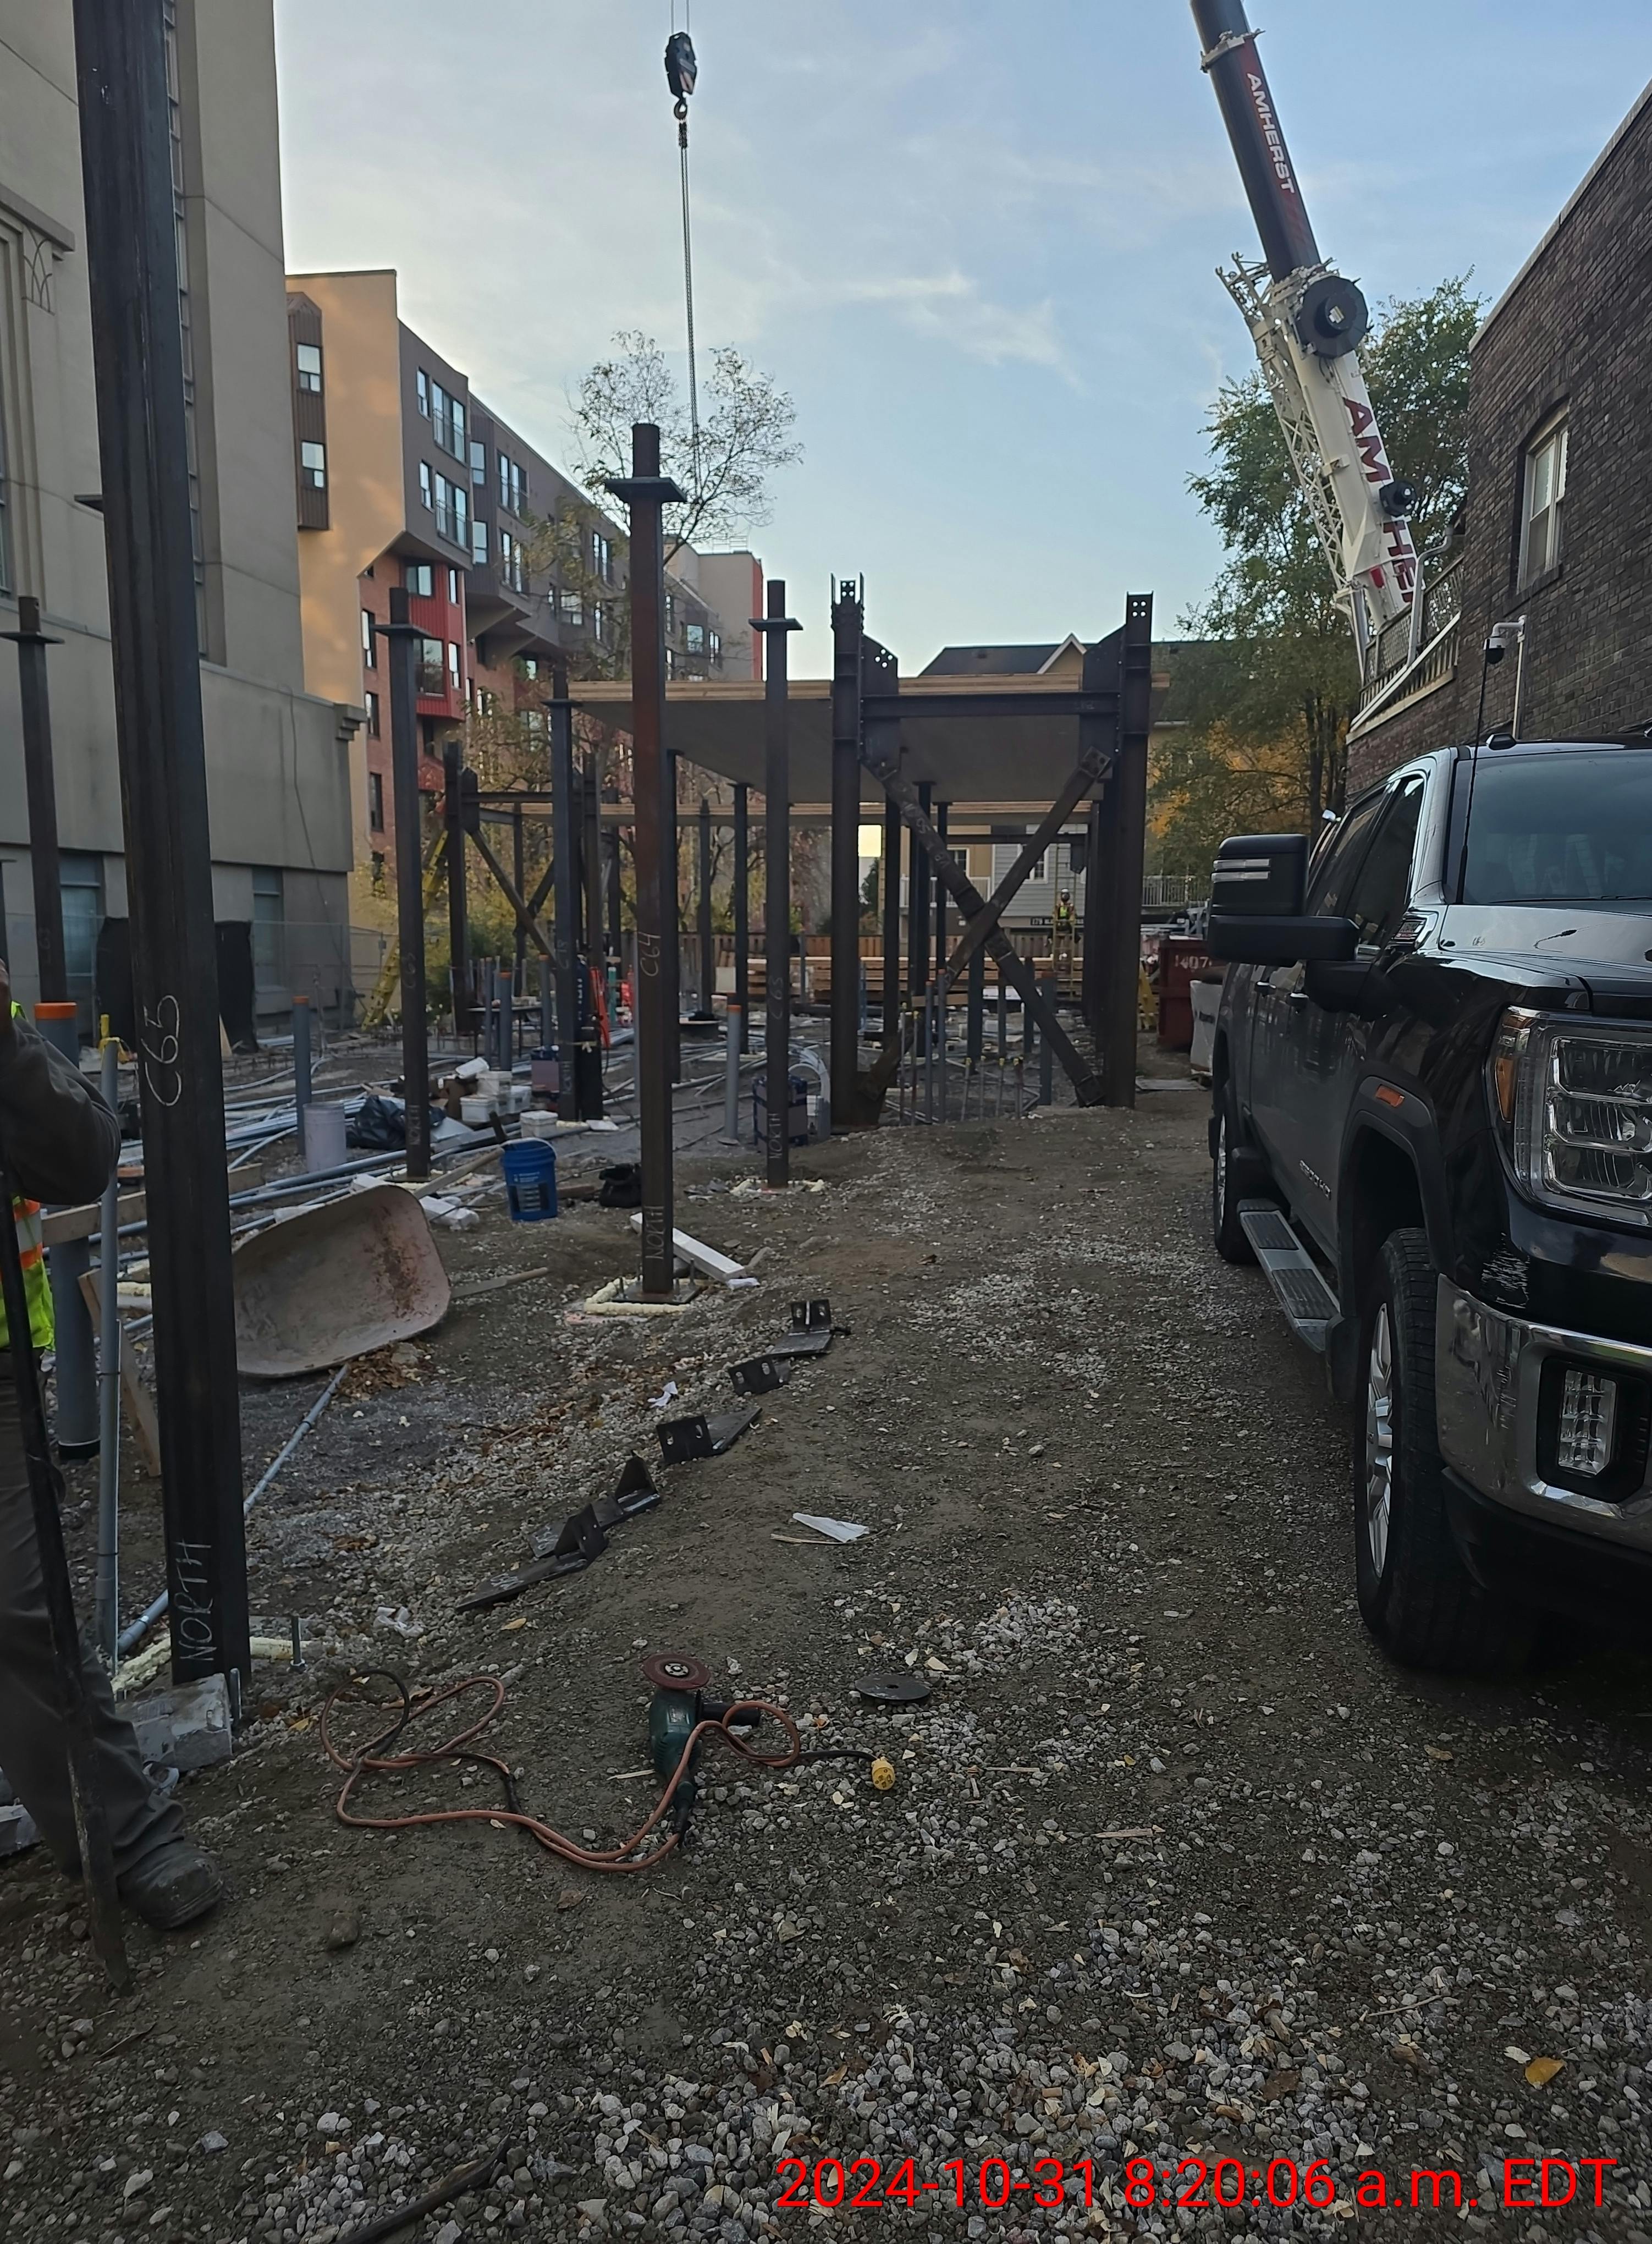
top-left (1208, 833), bottom-right (1357, 967)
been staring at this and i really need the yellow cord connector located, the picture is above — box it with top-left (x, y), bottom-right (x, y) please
top-left (871, 1755), bottom-right (896, 1792)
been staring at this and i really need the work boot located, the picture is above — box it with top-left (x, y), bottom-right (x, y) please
top-left (118, 1840), bottom-right (224, 1930)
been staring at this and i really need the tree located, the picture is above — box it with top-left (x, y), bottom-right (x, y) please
top-left (569, 330), bottom-right (801, 564)
top-left (1171, 277), bottom-right (1481, 855)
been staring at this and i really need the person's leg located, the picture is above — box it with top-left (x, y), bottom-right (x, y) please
top-left (0, 1365), bottom-right (183, 1874)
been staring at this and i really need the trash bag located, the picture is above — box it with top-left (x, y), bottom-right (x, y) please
top-left (347, 1094), bottom-right (445, 1152)
top-left (597, 1162), bottom-right (643, 1210)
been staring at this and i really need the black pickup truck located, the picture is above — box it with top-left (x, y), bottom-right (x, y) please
top-left (1207, 738), bottom-right (1652, 1672)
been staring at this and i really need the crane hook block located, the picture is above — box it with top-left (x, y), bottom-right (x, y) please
top-left (665, 31), bottom-right (697, 102)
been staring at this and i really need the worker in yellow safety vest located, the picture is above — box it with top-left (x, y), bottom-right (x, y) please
top-left (0, 975), bottom-right (222, 1927)
top-left (1052, 888), bottom-right (1078, 979)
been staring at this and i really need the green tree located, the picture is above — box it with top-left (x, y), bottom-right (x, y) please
top-left (1175, 276), bottom-right (1481, 846)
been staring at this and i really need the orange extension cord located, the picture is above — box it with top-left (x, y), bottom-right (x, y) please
top-left (321, 1669), bottom-right (806, 1876)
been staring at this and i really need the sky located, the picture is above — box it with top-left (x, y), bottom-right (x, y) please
top-left (274, 0), bottom-right (1651, 676)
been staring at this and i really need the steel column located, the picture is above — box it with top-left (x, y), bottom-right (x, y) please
top-left (607, 426), bottom-right (686, 1296)
top-left (881, 795), bottom-right (901, 1047)
top-left (71, 0), bottom-right (249, 1686)
top-left (583, 750), bottom-right (604, 977)
top-left (829, 580), bottom-right (864, 1125)
top-left (443, 741), bottom-right (471, 1033)
top-left (550, 681), bottom-right (582, 1123)
top-left (967, 944), bottom-right (985, 1064)
top-left (753, 581), bottom-right (801, 1185)
top-left (933, 800), bottom-right (949, 987)
top-left (2, 598), bottom-right (68, 1004)
top-left (511, 802), bottom-right (527, 997)
top-left (733, 782), bottom-right (750, 1052)
top-left (908, 782), bottom-right (932, 1002)
top-left (697, 794), bottom-right (715, 1015)
top-left (379, 592), bottom-right (431, 1178)
top-left (1094, 593), bottom-right (1155, 1107)
top-left (667, 755), bottom-right (681, 1085)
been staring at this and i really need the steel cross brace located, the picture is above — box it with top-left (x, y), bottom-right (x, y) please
top-left (861, 755), bottom-right (1103, 1105)
top-left (469, 826), bottom-right (553, 960)
top-left (935, 751), bottom-right (1111, 1002)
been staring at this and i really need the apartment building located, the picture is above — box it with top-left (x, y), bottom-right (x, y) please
top-left (0, 0), bottom-right (354, 1037)
top-left (284, 269), bottom-right (753, 946)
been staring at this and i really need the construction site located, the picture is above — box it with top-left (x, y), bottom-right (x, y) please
top-left (3, 3), bottom-right (1652, 2242)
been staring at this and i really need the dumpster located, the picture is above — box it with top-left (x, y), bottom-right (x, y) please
top-left (1157, 935), bottom-right (1217, 1050)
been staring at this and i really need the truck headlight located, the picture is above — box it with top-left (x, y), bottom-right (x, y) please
top-left (1489, 1011), bottom-right (1652, 1223)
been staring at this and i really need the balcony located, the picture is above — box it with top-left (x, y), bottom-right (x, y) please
top-left (1350, 556), bottom-right (1463, 739)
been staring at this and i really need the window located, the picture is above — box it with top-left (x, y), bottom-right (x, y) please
top-left (1028, 853), bottom-right (1048, 884)
top-left (709, 630), bottom-right (721, 663)
top-left (447, 567), bottom-right (460, 603)
top-left (470, 439), bottom-right (486, 488)
top-left (558, 589), bottom-right (583, 627)
top-left (364, 689), bottom-right (380, 738)
top-left (418, 460), bottom-right (433, 510)
top-left (368, 771), bottom-right (384, 831)
top-left (472, 518), bottom-right (489, 566)
top-left (433, 471), bottom-right (467, 548)
top-left (295, 341), bottom-right (322, 393)
top-left (665, 594), bottom-right (676, 634)
top-left (497, 450), bottom-right (526, 515)
top-left (520, 657), bottom-right (539, 680)
top-left (1306, 791), bottom-right (1388, 919)
top-left (300, 440), bottom-right (326, 491)
top-left (370, 851), bottom-right (386, 894)
top-left (361, 608), bottom-right (377, 668)
top-left (60, 854), bottom-right (102, 1014)
top-left (592, 530), bottom-right (613, 582)
top-left (448, 640), bottom-right (461, 689)
top-left (416, 368), bottom-right (429, 416)
top-left (1462, 751), bottom-right (1652, 905)
top-left (591, 601), bottom-right (605, 641)
top-left (430, 381), bottom-right (465, 460)
top-left (499, 527), bottom-right (525, 593)
top-left (1519, 414), bottom-right (1568, 587)
top-left (417, 635), bottom-right (444, 694)
top-left (404, 562), bottom-right (434, 597)
top-left (686, 622), bottom-right (706, 655)
top-left (251, 867), bottom-right (284, 990)
top-left (1345, 774), bottom-right (1425, 949)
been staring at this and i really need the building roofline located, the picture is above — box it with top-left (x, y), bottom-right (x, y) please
top-left (1474, 76), bottom-right (1652, 348)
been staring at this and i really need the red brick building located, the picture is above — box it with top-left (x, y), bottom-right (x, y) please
top-left (1348, 80), bottom-right (1652, 788)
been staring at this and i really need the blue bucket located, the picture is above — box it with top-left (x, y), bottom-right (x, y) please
top-left (500, 1139), bottom-right (558, 1222)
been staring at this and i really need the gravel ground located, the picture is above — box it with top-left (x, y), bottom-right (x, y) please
top-left (3, 1052), bottom-right (1651, 2243)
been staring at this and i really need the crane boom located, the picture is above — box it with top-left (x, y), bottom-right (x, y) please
top-left (1191, 0), bottom-right (1416, 674)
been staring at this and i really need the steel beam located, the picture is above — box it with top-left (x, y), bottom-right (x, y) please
top-left (1092, 593), bottom-right (1155, 1107)
top-left (71, 0), bottom-right (249, 1686)
top-left (380, 591), bottom-right (431, 1181)
top-left (1, 598), bottom-right (67, 1004)
top-left (697, 794), bottom-right (714, 1016)
top-left (908, 781), bottom-right (932, 1004)
top-left (752, 581), bottom-right (801, 1185)
top-left (937, 755), bottom-right (1106, 998)
top-left (550, 679), bottom-right (581, 1119)
top-left (442, 742), bottom-right (471, 1032)
top-left (733, 782), bottom-right (750, 1052)
top-left (829, 580), bottom-right (864, 1126)
top-left (881, 794), bottom-right (901, 1047)
top-left (607, 426), bottom-right (686, 1296)
top-left (933, 798), bottom-right (949, 986)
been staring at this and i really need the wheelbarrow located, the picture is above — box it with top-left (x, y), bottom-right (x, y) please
top-left (233, 1184), bottom-right (451, 1378)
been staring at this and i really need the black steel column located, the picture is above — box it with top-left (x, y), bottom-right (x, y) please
top-left (967, 943), bottom-right (985, 1064)
top-left (442, 741), bottom-right (470, 1033)
top-left (381, 592), bottom-right (431, 1179)
top-left (602, 776), bottom-right (623, 991)
top-left (908, 780), bottom-right (932, 1054)
top-left (697, 795), bottom-right (715, 1015)
top-left (829, 580), bottom-right (864, 1126)
top-left (71, 0), bottom-right (247, 1685)
top-left (2, 598), bottom-right (67, 1004)
top-left (753, 581), bottom-right (801, 1185)
top-left (667, 755), bottom-right (681, 1083)
top-left (933, 799), bottom-right (950, 986)
top-left (1095, 593), bottom-right (1154, 1107)
top-left (881, 795), bottom-right (901, 1047)
top-left (733, 782), bottom-right (750, 1052)
top-left (550, 681), bottom-right (581, 1123)
top-left (511, 801), bottom-right (527, 997)
top-left (607, 426), bottom-right (686, 1296)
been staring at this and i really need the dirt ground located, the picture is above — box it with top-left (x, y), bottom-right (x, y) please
top-left (3, 1050), bottom-right (1652, 2244)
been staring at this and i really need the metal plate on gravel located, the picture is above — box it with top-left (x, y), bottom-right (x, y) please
top-left (853, 1671), bottom-right (931, 1704)
top-left (641, 1651), bottom-right (713, 1692)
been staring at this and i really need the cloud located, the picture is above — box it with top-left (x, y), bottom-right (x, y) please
top-left (829, 271), bottom-right (1072, 374)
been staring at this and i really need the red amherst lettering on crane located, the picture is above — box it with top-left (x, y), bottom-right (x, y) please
top-left (1345, 397), bottom-right (1394, 485)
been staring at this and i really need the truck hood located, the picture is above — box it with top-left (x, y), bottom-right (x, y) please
top-left (1438, 904), bottom-right (1652, 1016)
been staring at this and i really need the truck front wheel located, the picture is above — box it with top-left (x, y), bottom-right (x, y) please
top-left (1354, 1228), bottom-right (1534, 1673)
top-left (1211, 1082), bottom-right (1255, 1265)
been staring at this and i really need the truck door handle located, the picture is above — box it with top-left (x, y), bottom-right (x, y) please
top-left (1287, 989), bottom-right (1309, 1008)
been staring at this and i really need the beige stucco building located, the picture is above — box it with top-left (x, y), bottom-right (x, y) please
top-left (0, 0), bottom-right (355, 1035)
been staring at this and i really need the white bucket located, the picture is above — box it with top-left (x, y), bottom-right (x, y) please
top-left (301, 1102), bottom-right (349, 1174)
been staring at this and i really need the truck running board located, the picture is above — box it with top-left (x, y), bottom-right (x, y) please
top-left (1238, 1201), bottom-right (1339, 1353)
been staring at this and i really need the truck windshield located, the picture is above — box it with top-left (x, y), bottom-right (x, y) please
top-left (1462, 751), bottom-right (1652, 904)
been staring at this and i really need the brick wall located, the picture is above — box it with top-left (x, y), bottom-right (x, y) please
top-left (1349, 84), bottom-right (1652, 792)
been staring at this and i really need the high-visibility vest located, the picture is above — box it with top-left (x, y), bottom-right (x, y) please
top-left (0, 1007), bottom-right (54, 1352)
